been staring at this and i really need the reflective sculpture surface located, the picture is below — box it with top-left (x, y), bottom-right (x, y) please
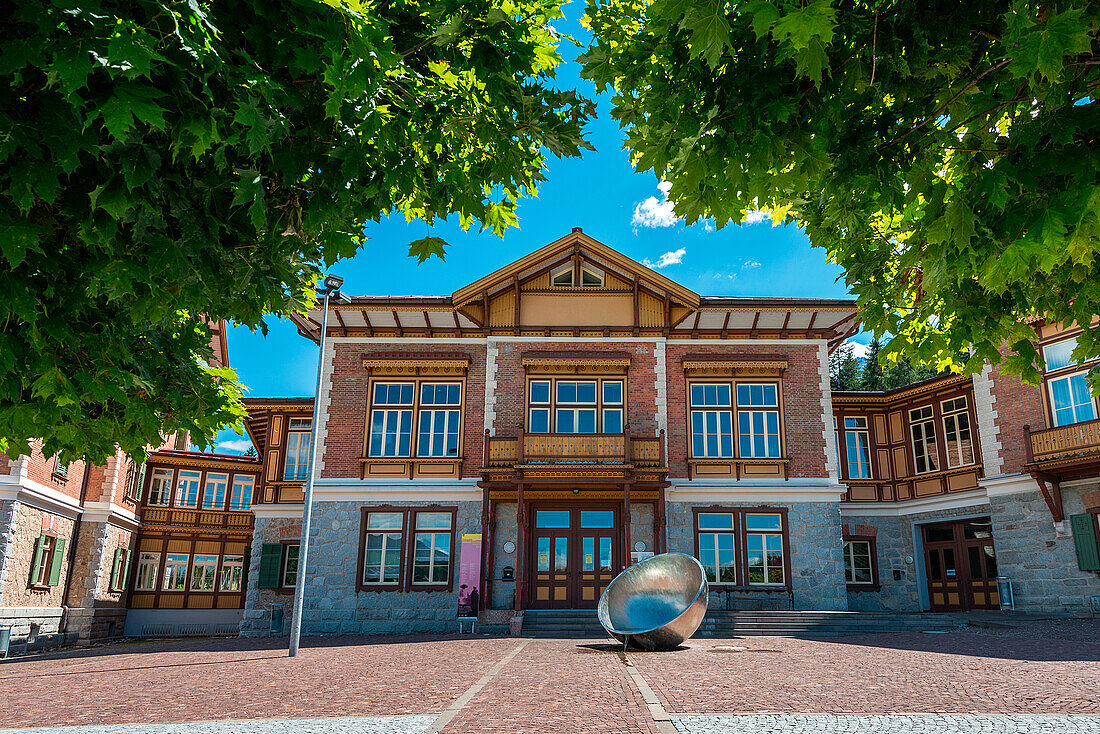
top-left (597, 553), bottom-right (708, 651)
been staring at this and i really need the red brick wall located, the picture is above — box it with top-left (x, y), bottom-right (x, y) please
top-left (665, 343), bottom-right (828, 479)
top-left (990, 365), bottom-right (1044, 475)
top-left (490, 341), bottom-right (659, 438)
top-left (10, 440), bottom-right (89, 502)
top-left (321, 342), bottom-right (487, 479)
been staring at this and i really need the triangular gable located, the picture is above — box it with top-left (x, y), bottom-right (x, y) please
top-left (451, 229), bottom-right (700, 308)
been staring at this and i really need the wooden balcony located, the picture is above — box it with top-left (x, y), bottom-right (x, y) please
top-left (140, 507), bottom-right (255, 534)
top-left (1026, 419), bottom-right (1100, 467)
top-left (481, 429), bottom-right (666, 479)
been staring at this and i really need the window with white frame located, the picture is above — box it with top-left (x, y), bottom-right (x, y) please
top-left (220, 554), bottom-right (244, 591)
top-left (417, 383), bottom-right (462, 457)
top-left (125, 461), bottom-right (146, 501)
top-left (282, 544), bottom-right (300, 587)
top-left (941, 397), bottom-right (974, 468)
top-left (135, 552), bottom-right (160, 590)
top-left (362, 512), bottom-right (404, 585)
top-left (202, 473), bottom-right (228, 510)
top-left (737, 384), bottom-right (781, 458)
top-left (1049, 372), bottom-right (1097, 427)
top-left (1043, 336), bottom-right (1081, 372)
top-left (162, 553), bottom-right (189, 590)
top-left (690, 383), bottom-right (734, 457)
top-left (284, 418), bottom-right (313, 480)
top-left (368, 383), bottom-right (414, 457)
top-left (147, 468), bottom-right (173, 506)
top-left (909, 405), bottom-right (939, 474)
top-left (550, 263), bottom-right (574, 287)
top-left (527, 379), bottom-right (623, 433)
top-left (844, 417), bottom-right (872, 479)
top-left (412, 512), bottom-right (452, 584)
top-left (696, 513), bottom-right (737, 583)
top-left (174, 470), bottom-right (201, 508)
top-left (229, 475), bottom-right (253, 511)
top-left (190, 554), bottom-right (218, 590)
top-left (555, 381), bottom-right (598, 433)
top-left (549, 263), bottom-right (604, 287)
top-left (843, 540), bottom-right (874, 584)
top-left (745, 513), bottom-right (785, 585)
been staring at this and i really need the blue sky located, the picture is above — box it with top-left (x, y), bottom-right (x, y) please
top-left (208, 1), bottom-right (862, 454)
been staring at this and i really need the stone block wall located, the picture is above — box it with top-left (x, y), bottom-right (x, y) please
top-left (989, 486), bottom-right (1100, 616)
top-left (244, 501), bottom-right (482, 636)
top-left (665, 501), bottom-right (847, 611)
top-left (241, 516), bottom-right (300, 637)
top-left (64, 520), bottom-right (133, 640)
top-left (0, 503), bottom-right (75, 609)
top-left (630, 502), bottom-right (655, 557)
top-left (490, 502), bottom-right (517, 610)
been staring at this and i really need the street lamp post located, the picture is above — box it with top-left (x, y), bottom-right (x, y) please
top-left (289, 274), bottom-right (349, 658)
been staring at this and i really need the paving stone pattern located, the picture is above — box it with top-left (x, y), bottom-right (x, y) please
top-left (3, 715), bottom-right (437, 734)
top-left (672, 715), bottom-right (1100, 734)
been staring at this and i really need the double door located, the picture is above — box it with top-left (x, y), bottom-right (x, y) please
top-left (923, 519), bottom-right (999, 611)
top-left (530, 506), bottom-right (618, 609)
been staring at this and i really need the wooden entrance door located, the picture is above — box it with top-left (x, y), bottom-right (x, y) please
top-left (923, 519), bottom-right (999, 612)
top-left (529, 506), bottom-right (619, 609)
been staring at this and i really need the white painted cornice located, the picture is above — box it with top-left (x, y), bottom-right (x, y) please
top-left (80, 501), bottom-right (141, 531)
top-left (0, 473), bottom-right (83, 520)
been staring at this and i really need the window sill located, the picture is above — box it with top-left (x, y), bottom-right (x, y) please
top-left (50, 473), bottom-right (69, 483)
top-left (29, 584), bottom-right (52, 593)
top-left (846, 583), bottom-right (881, 593)
top-left (709, 584), bottom-right (790, 593)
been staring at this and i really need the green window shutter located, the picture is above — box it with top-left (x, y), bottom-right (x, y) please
top-left (257, 543), bottom-right (283, 589)
top-left (1070, 514), bottom-right (1100, 571)
top-left (109, 548), bottom-right (122, 589)
top-left (29, 534), bottom-right (46, 585)
top-left (48, 537), bottom-right (66, 586)
top-left (122, 549), bottom-right (132, 591)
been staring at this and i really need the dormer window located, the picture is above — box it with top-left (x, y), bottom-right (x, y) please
top-left (550, 263), bottom-right (605, 288)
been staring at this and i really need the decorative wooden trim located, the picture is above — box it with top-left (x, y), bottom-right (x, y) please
top-left (832, 374), bottom-right (970, 405)
top-left (682, 359), bottom-right (788, 376)
top-left (521, 353), bottom-right (631, 374)
top-left (362, 355), bottom-right (470, 375)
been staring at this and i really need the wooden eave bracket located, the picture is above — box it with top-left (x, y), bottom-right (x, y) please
top-left (1031, 471), bottom-right (1065, 523)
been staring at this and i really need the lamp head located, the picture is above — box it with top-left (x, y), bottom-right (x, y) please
top-left (322, 274), bottom-right (344, 291)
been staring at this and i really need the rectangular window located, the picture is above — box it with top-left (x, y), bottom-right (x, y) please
top-left (1049, 372), bottom-right (1097, 427)
top-left (369, 383), bottom-right (414, 457)
top-left (737, 384), bottom-right (781, 458)
top-left (284, 418), bottom-right (313, 479)
top-left (135, 552), bottom-right (160, 590)
top-left (125, 461), bottom-right (147, 501)
top-left (602, 380), bottom-right (624, 434)
top-left (412, 512), bottom-right (452, 585)
top-left (162, 553), bottom-right (189, 590)
top-left (941, 397), bottom-right (974, 468)
top-left (53, 457), bottom-right (69, 479)
top-left (843, 417), bottom-right (871, 479)
top-left (362, 512), bottom-right (404, 585)
top-left (417, 383), bottom-right (462, 457)
top-left (555, 380), bottom-right (598, 433)
top-left (31, 535), bottom-right (57, 587)
top-left (201, 473), bottom-right (228, 510)
top-left (220, 555), bottom-right (244, 591)
top-left (174, 470), bottom-right (201, 508)
top-left (1043, 336), bottom-right (1080, 372)
top-left (147, 468), bottom-right (173, 507)
top-left (690, 383), bottom-right (734, 457)
top-left (190, 554), bottom-right (218, 591)
top-left (229, 475), bottom-right (254, 511)
top-left (745, 513), bottom-right (784, 585)
top-left (282, 544), bottom-right (300, 587)
top-left (909, 405), bottom-right (939, 474)
top-left (697, 513), bottom-right (737, 584)
top-left (529, 380), bottom-right (551, 433)
top-left (109, 548), bottom-right (131, 591)
top-left (844, 540), bottom-right (875, 584)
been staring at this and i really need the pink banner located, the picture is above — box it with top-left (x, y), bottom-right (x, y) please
top-left (458, 533), bottom-right (482, 608)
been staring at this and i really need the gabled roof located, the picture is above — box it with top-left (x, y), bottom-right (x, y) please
top-left (451, 228), bottom-right (700, 308)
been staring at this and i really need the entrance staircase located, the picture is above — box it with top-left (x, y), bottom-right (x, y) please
top-left (521, 609), bottom-right (967, 638)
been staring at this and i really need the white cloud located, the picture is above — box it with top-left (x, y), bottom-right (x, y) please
top-left (743, 210), bottom-right (770, 225)
top-left (847, 339), bottom-right (872, 359)
top-left (742, 259), bottom-right (761, 270)
top-left (216, 439), bottom-right (253, 453)
top-left (632, 181), bottom-right (679, 231)
top-left (641, 248), bottom-right (687, 269)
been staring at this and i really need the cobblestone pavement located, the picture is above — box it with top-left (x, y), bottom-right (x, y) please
top-left (1, 620), bottom-right (1099, 732)
top-left (440, 639), bottom-right (658, 734)
top-left (630, 622), bottom-right (1100, 715)
top-left (2, 715), bottom-right (436, 734)
top-left (672, 715), bottom-right (1100, 733)
top-left (0, 635), bottom-right (518, 729)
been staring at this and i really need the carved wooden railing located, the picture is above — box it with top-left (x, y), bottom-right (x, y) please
top-left (1026, 419), bottom-right (1100, 463)
top-left (483, 429), bottom-right (665, 468)
top-left (141, 507), bottom-right (254, 530)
